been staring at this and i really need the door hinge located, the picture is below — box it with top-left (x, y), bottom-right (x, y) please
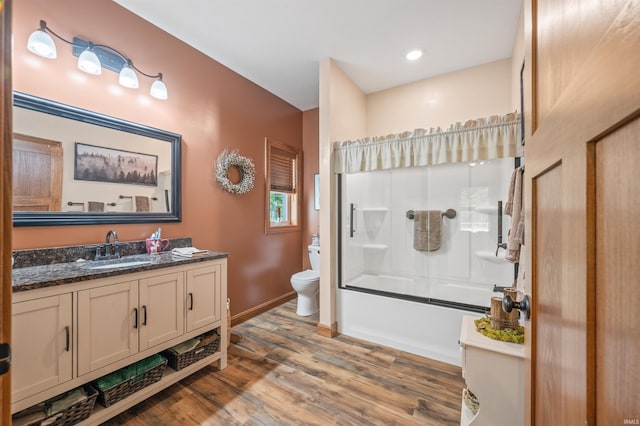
top-left (0, 343), bottom-right (10, 375)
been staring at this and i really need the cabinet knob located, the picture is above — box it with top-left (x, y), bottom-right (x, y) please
top-left (502, 294), bottom-right (530, 320)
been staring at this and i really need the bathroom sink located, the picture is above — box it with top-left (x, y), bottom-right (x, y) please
top-left (81, 256), bottom-right (153, 270)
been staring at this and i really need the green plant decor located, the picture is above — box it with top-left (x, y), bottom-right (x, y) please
top-left (474, 317), bottom-right (525, 344)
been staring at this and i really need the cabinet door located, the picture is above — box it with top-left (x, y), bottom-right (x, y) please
top-left (78, 281), bottom-right (138, 376)
top-left (186, 264), bottom-right (221, 332)
top-left (139, 272), bottom-right (184, 351)
top-left (11, 295), bottom-right (73, 402)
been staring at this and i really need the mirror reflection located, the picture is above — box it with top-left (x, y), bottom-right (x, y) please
top-left (12, 92), bottom-right (182, 226)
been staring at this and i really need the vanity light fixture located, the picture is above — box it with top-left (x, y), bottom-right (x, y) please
top-left (77, 43), bottom-right (102, 75)
top-left (26, 20), bottom-right (168, 100)
top-left (26, 20), bottom-right (57, 58)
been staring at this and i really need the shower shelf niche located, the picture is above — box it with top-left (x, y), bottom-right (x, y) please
top-left (472, 206), bottom-right (497, 213)
top-left (475, 250), bottom-right (510, 264)
top-left (360, 244), bottom-right (388, 250)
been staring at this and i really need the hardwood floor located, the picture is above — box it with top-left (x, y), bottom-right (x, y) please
top-left (103, 300), bottom-right (464, 425)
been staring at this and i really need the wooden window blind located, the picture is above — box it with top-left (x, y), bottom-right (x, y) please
top-left (269, 145), bottom-right (297, 193)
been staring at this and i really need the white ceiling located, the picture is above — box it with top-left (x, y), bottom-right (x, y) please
top-left (115, 0), bottom-right (522, 111)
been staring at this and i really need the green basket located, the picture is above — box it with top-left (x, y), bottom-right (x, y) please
top-left (93, 355), bottom-right (167, 407)
top-left (12, 384), bottom-right (98, 426)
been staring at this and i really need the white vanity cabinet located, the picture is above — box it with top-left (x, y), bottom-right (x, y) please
top-left (186, 263), bottom-right (221, 332)
top-left (11, 294), bottom-right (73, 403)
top-left (77, 271), bottom-right (185, 375)
top-left (11, 256), bottom-right (228, 424)
top-left (459, 315), bottom-right (524, 426)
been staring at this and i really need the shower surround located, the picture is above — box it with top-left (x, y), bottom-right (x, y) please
top-left (333, 113), bottom-right (521, 365)
top-left (339, 158), bottom-right (516, 364)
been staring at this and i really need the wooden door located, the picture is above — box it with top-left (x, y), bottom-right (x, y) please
top-left (12, 133), bottom-right (63, 211)
top-left (186, 264), bottom-right (221, 332)
top-left (11, 295), bottom-right (73, 404)
top-left (77, 281), bottom-right (139, 375)
top-left (524, 0), bottom-right (640, 424)
top-left (0, 1), bottom-right (12, 423)
top-left (138, 272), bottom-right (184, 351)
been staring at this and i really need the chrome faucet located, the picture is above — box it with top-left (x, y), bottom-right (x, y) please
top-left (103, 229), bottom-right (120, 258)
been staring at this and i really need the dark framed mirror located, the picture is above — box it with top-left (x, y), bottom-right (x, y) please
top-left (12, 91), bottom-right (181, 226)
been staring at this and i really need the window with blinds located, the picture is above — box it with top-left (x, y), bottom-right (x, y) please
top-left (270, 146), bottom-right (297, 193)
top-left (265, 138), bottom-right (300, 233)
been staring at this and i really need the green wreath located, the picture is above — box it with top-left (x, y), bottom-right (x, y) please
top-left (215, 150), bottom-right (255, 195)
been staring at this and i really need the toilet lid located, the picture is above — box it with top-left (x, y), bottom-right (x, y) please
top-left (292, 269), bottom-right (319, 282)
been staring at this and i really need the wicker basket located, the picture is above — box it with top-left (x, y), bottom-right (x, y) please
top-left (94, 357), bottom-right (167, 407)
top-left (12, 384), bottom-right (98, 426)
top-left (163, 334), bottom-right (220, 371)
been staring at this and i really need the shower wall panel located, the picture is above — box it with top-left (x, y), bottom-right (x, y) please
top-left (341, 158), bottom-right (516, 309)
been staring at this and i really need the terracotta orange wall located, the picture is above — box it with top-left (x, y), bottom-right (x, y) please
top-left (302, 108), bottom-right (319, 270)
top-left (12, 0), bottom-right (304, 317)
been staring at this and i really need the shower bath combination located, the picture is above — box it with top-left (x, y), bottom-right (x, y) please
top-left (339, 157), bottom-right (517, 312)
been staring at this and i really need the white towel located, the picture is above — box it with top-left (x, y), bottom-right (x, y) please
top-left (171, 247), bottom-right (208, 258)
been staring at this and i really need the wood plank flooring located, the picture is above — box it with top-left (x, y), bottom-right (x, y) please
top-left (103, 300), bottom-right (464, 425)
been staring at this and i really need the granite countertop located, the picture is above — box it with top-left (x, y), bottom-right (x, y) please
top-left (13, 250), bottom-right (228, 293)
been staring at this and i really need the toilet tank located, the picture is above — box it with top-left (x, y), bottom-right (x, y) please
top-left (308, 245), bottom-right (320, 271)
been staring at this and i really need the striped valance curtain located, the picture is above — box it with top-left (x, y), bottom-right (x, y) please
top-left (333, 113), bottom-right (521, 174)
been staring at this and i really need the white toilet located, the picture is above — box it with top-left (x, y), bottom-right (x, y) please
top-left (290, 244), bottom-right (320, 316)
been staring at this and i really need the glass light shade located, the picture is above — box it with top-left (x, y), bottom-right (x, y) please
top-left (119, 65), bottom-right (139, 88)
top-left (78, 48), bottom-right (102, 75)
top-left (27, 30), bottom-right (57, 59)
top-left (150, 78), bottom-right (168, 100)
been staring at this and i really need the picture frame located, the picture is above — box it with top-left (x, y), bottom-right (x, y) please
top-left (314, 173), bottom-right (320, 210)
top-left (74, 142), bottom-right (158, 186)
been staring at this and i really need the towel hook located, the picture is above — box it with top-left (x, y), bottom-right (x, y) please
top-left (406, 210), bottom-right (415, 220)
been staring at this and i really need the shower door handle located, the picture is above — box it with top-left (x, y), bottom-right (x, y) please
top-left (349, 203), bottom-right (356, 237)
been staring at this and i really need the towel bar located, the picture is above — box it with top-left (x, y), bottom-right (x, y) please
top-left (406, 209), bottom-right (457, 220)
top-left (120, 195), bottom-right (157, 200)
top-left (67, 201), bottom-right (84, 207)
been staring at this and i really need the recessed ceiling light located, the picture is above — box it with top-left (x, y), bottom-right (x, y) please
top-left (406, 49), bottom-right (423, 61)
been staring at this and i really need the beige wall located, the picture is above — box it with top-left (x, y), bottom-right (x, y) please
top-left (12, 0), bottom-right (303, 317)
top-left (302, 108), bottom-right (319, 270)
top-left (318, 58), bottom-right (366, 331)
top-left (511, 4), bottom-right (525, 112)
top-left (366, 59), bottom-right (513, 136)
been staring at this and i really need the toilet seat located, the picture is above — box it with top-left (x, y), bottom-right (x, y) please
top-left (291, 269), bottom-right (319, 283)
